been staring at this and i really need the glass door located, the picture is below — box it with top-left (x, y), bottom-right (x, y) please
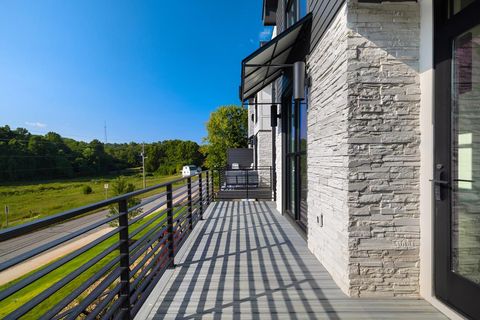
top-left (284, 94), bottom-right (308, 230)
top-left (286, 97), bottom-right (297, 221)
top-left (434, 2), bottom-right (480, 317)
top-left (451, 24), bottom-right (480, 291)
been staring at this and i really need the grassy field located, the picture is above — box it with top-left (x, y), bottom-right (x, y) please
top-left (0, 170), bottom-right (180, 228)
top-left (0, 204), bottom-right (190, 318)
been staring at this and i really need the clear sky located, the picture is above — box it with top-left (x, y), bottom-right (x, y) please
top-left (0, 0), bottom-right (272, 143)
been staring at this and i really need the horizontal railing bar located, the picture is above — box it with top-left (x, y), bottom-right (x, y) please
top-left (1, 171), bottom-right (214, 319)
top-left (0, 225), bottom-right (122, 302)
top-left (174, 211), bottom-right (190, 228)
top-left (176, 186), bottom-right (190, 197)
top-left (102, 294), bottom-right (126, 320)
top-left (174, 230), bottom-right (191, 255)
top-left (129, 253), bottom-right (170, 306)
top-left (129, 226), bottom-right (168, 262)
top-left (172, 189), bottom-right (189, 205)
top-left (85, 282), bottom-right (122, 320)
top-left (130, 258), bottom-right (169, 317)
top-left (172, 182), bottom-right (187, 193)
top-left (0, 172), bottom-right (207, 241)
top-left (6, 241), bottom-right (121, 320)
top-left (130, 238), bottom-right (167, 272)
top-left (66, 268), bottom-right (122, 320)
top-left (172, 203), bottom-right (188, 218)
top-left (191, 181), bottom-right (200, 188)
top-left (128, 201), bottom-right (167, 227)
top-left (130, 236), bottom-right (168, 281)
top-left (129, 218), bottom-right (167, 254)
top-left (113, 308), bottom-right (127, 320)
top-left (174, 207), bottom-right (190, 225)
top-left (127, 190), bottom-right (167, 214)
top-left (130, 248), bottom-right (170, 296)
top-left (40, 255), bottom-right (122, 320)
top-left (0, 213), bottom-right (120, 272)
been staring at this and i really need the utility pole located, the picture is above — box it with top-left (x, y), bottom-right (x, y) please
top-left (104, 121), bottom-right (108, 144)
top-left (141, 143), bottom-right (147, 189)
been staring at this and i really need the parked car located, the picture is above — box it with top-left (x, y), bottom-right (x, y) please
top-left (182, 165), bottom-right (201, 177)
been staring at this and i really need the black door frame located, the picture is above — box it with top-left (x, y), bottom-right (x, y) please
top-left (282, 84), bottom-right (307, 231)
top-left (434, 1), bottom-right (480, 318)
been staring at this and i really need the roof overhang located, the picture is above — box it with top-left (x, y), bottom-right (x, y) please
top-left (240, 13), bottom-right (312, 101)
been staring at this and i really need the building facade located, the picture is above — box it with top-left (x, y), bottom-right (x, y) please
top-left (247, 84), bottom-right (274, 171)
top-left (241, 0), bottom-right (480, 319)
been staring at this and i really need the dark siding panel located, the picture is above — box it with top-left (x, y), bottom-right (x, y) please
top-left (308, 0), bottom-right (345, 51)
top-left (227, 148), bottom-right (253, 168)
top-left (276, 0), bottom-right (286, 32)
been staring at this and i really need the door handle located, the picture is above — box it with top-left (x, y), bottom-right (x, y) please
top-left (431, 164), bottom-right (449, 201)
top-left (430, 179), bottom-right (449, 185)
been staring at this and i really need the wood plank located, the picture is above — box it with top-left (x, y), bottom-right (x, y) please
top-left (137, 201), bottom-right (447, 320)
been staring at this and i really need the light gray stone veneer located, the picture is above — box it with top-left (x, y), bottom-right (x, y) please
top-left (306, 1), bottom-right (421, 297)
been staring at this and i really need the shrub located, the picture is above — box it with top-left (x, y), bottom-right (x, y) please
top-left (107, 176), bottom-right (142, 226)
top-left (82, 185), bottom-right (93, 195)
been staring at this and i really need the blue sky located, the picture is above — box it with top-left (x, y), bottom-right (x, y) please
top-left (0, 0), bottom-right (272, 143)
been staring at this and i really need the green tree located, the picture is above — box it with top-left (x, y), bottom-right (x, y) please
top-left (0, 125), bottom-right (205, 182)
top-left (107, 176), bottom-right (142, 225)
top-left (202, 105), bottom-right (248, 169)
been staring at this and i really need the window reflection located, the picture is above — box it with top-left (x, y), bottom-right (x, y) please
top-left (451, 24), bottom-right (480, 286)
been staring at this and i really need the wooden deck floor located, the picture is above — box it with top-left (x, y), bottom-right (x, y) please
top-left (138, 201), bottom-right (447, 320)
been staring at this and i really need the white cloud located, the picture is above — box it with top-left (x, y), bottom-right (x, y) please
top-left (25, 121), bottom-right (47, 128)
top-left (259, 28), bottom-right (272, 41)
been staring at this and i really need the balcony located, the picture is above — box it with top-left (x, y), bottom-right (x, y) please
top-left (136, 201), bottom-right (446, 319)
top-left (0, 172), bottom-right (446, 319)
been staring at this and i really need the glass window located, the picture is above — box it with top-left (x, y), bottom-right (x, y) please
top-left (286, 0), bottom-right (298, 29)
top-left (255, 97), bottom-right (258, 123)
top-left (288, 98), bottom-right (296, 153)
top-left (452, 0), bottom-right (476, 15)
top-left (451, 24), bottom-right (480, 286)
top-left (300, 102), bottom-right (307, 153)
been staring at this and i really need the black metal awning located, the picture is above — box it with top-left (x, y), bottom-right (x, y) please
top-left (240, 13), bottom-right (311, 101)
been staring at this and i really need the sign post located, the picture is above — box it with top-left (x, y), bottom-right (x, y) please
top-left (4, 205), bottom-right (9, 228)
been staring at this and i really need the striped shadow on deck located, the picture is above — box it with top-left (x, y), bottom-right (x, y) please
top-left (137, 201), bottom-right (446, 320)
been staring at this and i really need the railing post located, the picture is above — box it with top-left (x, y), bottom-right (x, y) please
top-left (270, 166), bottom-right (274, 201)
top-left (166, 184), bottom-right (174, 268)
top-left (211, 171), bottom-right (214, 201)
top-left (199, 173), bottom-right (203, 219)
top-left (218, 170), bottom-right (221, 193)
top-left (206, 171), bottom-right (210, 205)
top-left (187, 177), bottom-right (193, 230)
top-left (118, 199), bottom-right (131, 319)
top-left (246, 169), bottom-right (249, 200)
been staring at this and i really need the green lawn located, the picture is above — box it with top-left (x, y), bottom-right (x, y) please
top-left (0, 205), bottom-right (190, 319)
top-left (0, 170), bottom-right (180, 228)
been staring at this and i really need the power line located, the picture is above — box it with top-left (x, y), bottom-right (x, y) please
top-left (141, 143), bottom-right (147, 189)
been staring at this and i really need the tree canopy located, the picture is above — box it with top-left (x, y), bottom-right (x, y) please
top-left (201, 105), bottom-right (248, 169)
top-left (0, 125), bottom-right (203, 182)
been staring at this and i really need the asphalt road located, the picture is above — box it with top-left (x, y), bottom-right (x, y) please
top-left (0, 185), bottom-right (188, 264)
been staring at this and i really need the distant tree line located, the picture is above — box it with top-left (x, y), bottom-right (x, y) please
top-left (0, 125), bottom-right (203, 182)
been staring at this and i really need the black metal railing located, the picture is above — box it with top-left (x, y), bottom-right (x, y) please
top-left (0, 171), bottom-right (213, 320)
top-left (216, 166), bottom-right (274, 200)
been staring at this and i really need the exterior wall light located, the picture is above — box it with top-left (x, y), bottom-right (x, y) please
top-left (293, 61), bottom-right (306, 101)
